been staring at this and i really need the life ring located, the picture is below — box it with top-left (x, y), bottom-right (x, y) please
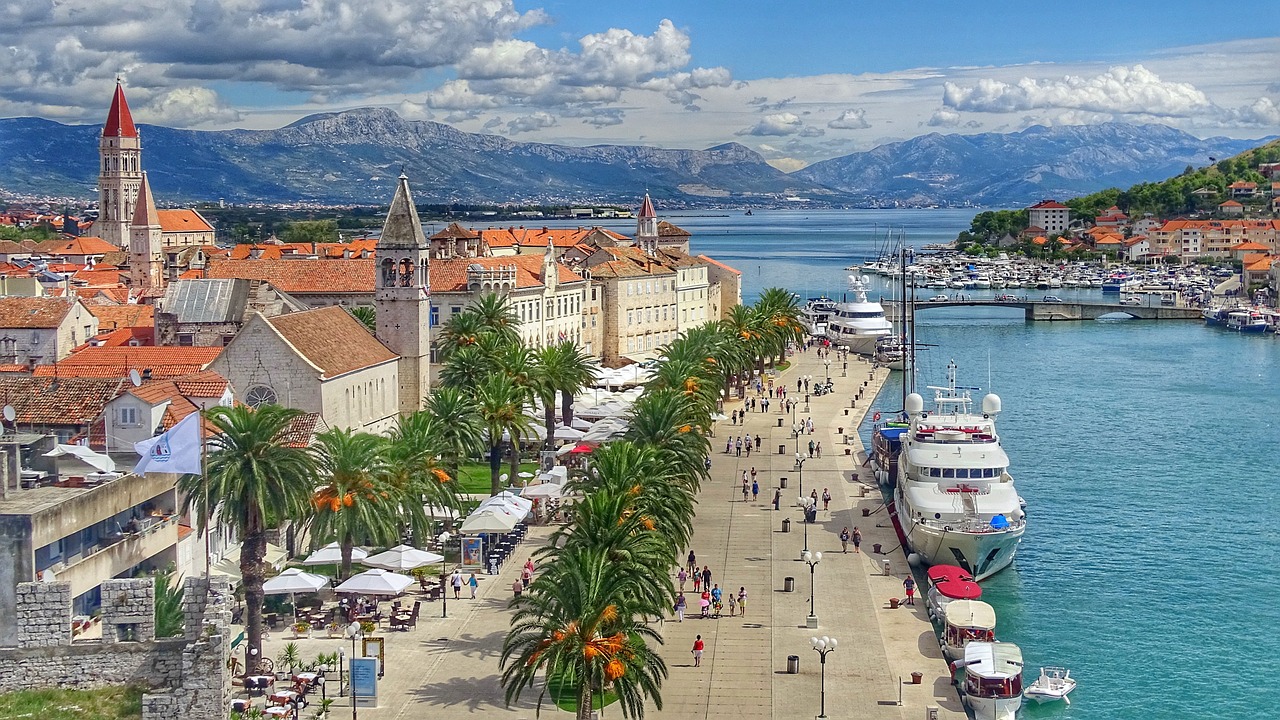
top-left (873, 412), bottom-right (882, 421)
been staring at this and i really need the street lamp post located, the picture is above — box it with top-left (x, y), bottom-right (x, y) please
top-left (824, 358), bottom-right (831, 384)
top-left (803, 550), bottom-right (822, 628)
top-left (794, 455), bottom-right (806, 504)
top-left (345, 623), bottom-right (362, 720)
top-left (810, 636), bottom-right (838, 718)
top-left (798, 494), bottom-right (814, 555)
top-left (438, 532), bottom-right (451, 618)
top-left (338, 648), bottom-right (345, 697)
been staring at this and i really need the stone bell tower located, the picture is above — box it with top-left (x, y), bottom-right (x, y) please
top-left (374, 174), bottom-right (432, 414)
top-left (97, 80), bottom-right (142, 247)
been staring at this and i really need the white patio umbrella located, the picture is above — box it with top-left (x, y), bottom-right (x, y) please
top-left (554, 425), bottom-right (586, 441)
top-left (521, 483), bottom-right (562, 500)
top-left (303, 542), bottom-right (368, 566)
top-left (570, 417), bottom-right (593, 430)
top-left (209, 543), bottom-right (288, 582)
top-left (517, 471), bottom-right (535, 479)
top-left (481, 490), bottom-right (533, 514)
top-left (459, 507), bottom-right (519, 533)
top-left (43, 444), bottom-right (116, 472)
top-left (263, 568), bottom-right (330, 595)
top-left (334, 568), bottom-right (414, 595)
top-left (363, 545), bottom-right (445, 572)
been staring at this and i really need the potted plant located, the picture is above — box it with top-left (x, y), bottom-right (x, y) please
top-left (291, 621), bottom-right (310, 639)
top-left (359, 620), bottom-right (377, 636)
top-left (326, 621), bottom-right (343, 638)
top-left (276, 642), bottom-right (302, 681)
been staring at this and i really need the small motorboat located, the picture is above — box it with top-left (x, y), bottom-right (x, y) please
top-left (1023, 666), bottom-right (1076, 705)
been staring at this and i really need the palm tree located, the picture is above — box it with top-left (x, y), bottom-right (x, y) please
top-left (439, 344), bottom-right (500, 389)
top-left (422, 388), bottom-right (484, 484)
top-left (438, 310), bottom-right (486, 360)
top-left (502, 545), bottom-right (668, 720)
top-left (310, 428), bottom-right (399, 579)
top-left (347, 306), bottom-right (376, 334)
top-left (386, 410), bottom-right (460, 540)
top-left (469, 292), bottom-right (521, 345)
top-left (473, 373), bottom-right (535, 495)
top-left (178, 404), bottom-right (316, 667)
top-left (535, 341), bottom-right (597, 433)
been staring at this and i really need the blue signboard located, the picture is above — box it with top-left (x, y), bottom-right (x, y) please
top-left (350, 657), bottom-right (378, 707)
top-left (462, 536), bottom-right (484, 568)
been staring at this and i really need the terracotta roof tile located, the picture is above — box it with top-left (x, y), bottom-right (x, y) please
top-left (157, 209), bottom-right (213, 234)
top-left (206, 258), bottom-right (375, 294)
top-left (103, 82), bottom-right (137, 139)
top-left (0, 376), bottom-right (124, 425)
top-left (87, 304), bottom-right (153, 330)
top-left (40, 346), bottom-right (221, 379)
top-left (657, 221), bottom-right (690, 237)
top-left (428, 255), bottom-right (585, 293)
top-left (0, 296), bottom-right (77, 329)
top-left (267, 307), bottom-right (397, 378)
top-left (696, 255), bottom-right (742, 275)
top-left (36, 236), bottom-right (118, 256)
top-left (173, 369), bottom-right (230, 398)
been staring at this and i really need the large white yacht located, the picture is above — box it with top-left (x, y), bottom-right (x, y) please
top-left (825, 275), bottom-right (893, 355)
top-left (798, 297), bottom-right (838, 337)
top-left (889, 361), bottom-right (1026, 581)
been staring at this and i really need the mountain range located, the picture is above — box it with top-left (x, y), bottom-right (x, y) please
top-left (0, 109), bottom-right (1270, 207)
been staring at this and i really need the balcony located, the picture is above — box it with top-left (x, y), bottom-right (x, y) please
top-left (49, 515), bottom-right (179, 597)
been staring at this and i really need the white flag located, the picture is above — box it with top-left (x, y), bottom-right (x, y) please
top-left (133, 411), bottom-right (204, 475)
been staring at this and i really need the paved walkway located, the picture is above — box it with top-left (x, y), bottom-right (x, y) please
top-left (651, 345), bottom-right (965, 719)
top-left (246, 346), bottom-right (964, 719)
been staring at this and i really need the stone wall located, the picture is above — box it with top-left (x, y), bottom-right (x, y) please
top-left (15, 582), bottom-right (71, 648)
top-left (100, 578), bottom-right (156, 643)
top-left (0, 577), bottom-right (230, 720)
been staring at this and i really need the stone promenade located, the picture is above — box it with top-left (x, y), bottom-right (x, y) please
top-left (251, 345), bottom-right (965, 719)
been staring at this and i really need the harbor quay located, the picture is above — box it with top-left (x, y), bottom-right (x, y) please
top-left (248, 345), bottom-right (963, 719)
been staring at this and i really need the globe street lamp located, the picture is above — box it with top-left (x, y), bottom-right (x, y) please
top-left (345, 623), bottom-right (362, 720)
top-left (803, 550), bottom-right (822, 628)
top-left (798, 494), bottom-right (814, 556)
top-left (338, 648), bottom-right (345, 697)
top-left (810, 635), bottom-right (838, 718)
top-left (794, 454), bottom-right (806, 503)
top-left (824, 357), bottom-right (832, 384)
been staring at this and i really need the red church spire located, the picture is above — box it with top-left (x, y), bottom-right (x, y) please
top-left (638, 193), bottom-right (656, 219)
top-left (103, 80), bottom-right (138, 138)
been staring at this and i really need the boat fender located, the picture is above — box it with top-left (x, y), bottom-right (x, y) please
top-left (907, 553), bottom-right (923, 566)
top-left (873, 412), bottom-right (881, 421)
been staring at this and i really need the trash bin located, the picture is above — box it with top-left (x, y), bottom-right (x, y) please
top-left (779, 477), bottom-right (788, 488)
top-left (784, 577), bottom-right (795, 592)
top-left (872, 543), bottom-right (882, 554)
top-left (786, 655), bottom-right (800, 674)
top-left (911, 672), bottom-right (923, 685)
top-left (782, 518), bottom-right (791, 533)
top-left (778, 444), bottom-right (786, 455)
top-left (777, 418), bottom-right (784, 427)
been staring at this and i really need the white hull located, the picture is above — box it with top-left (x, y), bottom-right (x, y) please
top-left (965, 694), bottom-right (1022, 720)
top-left (827, 331), bottom-right (888, 355)
top-left (896, 501), bottom-right (1023, 581)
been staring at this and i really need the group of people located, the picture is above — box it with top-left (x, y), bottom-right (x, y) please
top-left (676, 552), bottom-right (748, 624)
top-left (726, 434), bottom-right (762, 456)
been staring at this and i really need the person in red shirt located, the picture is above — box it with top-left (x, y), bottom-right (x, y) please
top-left (692, 635), bottom-right (704, 667)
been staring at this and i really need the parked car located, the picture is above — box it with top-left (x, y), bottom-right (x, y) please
top-left (1119, 296), bottom-right (1143, 306)
top-left (1042, 295), bottom-right (1064, 303)
top-left (929, 295), bottom-right (949, 302)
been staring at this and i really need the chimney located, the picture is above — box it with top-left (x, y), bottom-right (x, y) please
top-left (142, 368), bottom-right (153, 381)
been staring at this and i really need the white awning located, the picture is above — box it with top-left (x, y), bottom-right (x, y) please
top-left (43, 444), bottom-right (116, 472)
top-left (944, 600), bottom-right (996, 630)
top-left (334, 568), bottom-right (414, 595)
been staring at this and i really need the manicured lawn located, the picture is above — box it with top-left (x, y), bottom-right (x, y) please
top-left (453, 460), bottom-right (542, 495)
top-left (0, 686), bottom-right (143, 720)
top-left (547, 673), bottom-right (617, 713)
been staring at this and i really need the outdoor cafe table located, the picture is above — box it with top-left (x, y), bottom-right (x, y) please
top-left (262, 706), bottom-right (292, 718)
top-left (292, 672), bottom-right (319, 685)
top-left (269, 690), bottom-right (300, 706)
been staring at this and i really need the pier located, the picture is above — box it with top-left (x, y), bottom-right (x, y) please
top-left (884, 298), bottom-right (1203, 321)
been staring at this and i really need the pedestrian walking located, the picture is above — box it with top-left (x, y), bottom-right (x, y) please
top-left (816, 441), bottom-right (822, 458)
top-left (808, 439), bottom-right (815, 458)
top-left (450, 570), bottom-right (463, 599)
top-left (725, 436), bottom-right (732, 454)
top-left (751, 479), bottom-right (759, 501)
top-left (675, 593), bottom-right (687, 622)
top-left (852, 526), bottom-right (862, 553)
top-left (468, 572), bottom-right (478, 599)
top-left (693, 572), bottom-right (702, 593)
top-left (727, 593), bottom-right (737, 617)
top-left (754, 435), bottom-right (761, 451)
top-left (772, 488), bottom-right (781, 511)
top-left (742, 479), bottom-right (750, 502)
top-left (692, 635), bottom-right (705, 666)
top-left (735, 437), bottom-right (742, 457)
top-left (742, 469), bottom-right (748, 485)
top-left (687, 550), bottom-right (697, 575)
top-left (839, 527), bottom-right (850, 553)
top-left (903, 576), bottom-right (916, 605)
top-left (822, 488), bottom-right (831, 510)
top-left (678, 567), bottom-right (688, 591)
top-left (702, 566), bottom-right (712, 589)
top-left (512, 578), bottom-right (523, 597)
top-left (700, 591), bottom-right (710, 618)
top-left (737, 587), bottom-right (747, 616)
top-left (745, 441), bottom-right (752, 458)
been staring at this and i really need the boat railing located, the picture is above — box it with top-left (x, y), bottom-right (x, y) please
top-left (919, 516), bottom-right (1025, 534)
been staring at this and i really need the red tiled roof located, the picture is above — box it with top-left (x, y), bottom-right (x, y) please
top-left (1219, 200), bottom-right (1243, 207)
top-left (1231, 241), bottom-right (1270, 251)
top-left (173, 369), bottom-right (230, 398)
top-left (429, 223), bottom-right (479, 240)
top-left (157, 209), bottom-right (213, 234)
top-left (103, 81), bottom-right (137, 139)
top-left (87, 304), bottom-right (153, 330)
top-left (0, 376), bottom-right (124, 425)
top-left (267, 307), bottom-right (397, 378)
top-left (696, 255), bottom-right (741, 275)
top-left (0, 296), bottom-right (77, 329)
top-left (657, 221), bottom-right (690, 238)
top-left (36, 236), bottom-right (118, 256)
top-left (1029, 200), bottom-right (1068, 209)
top-left (40, 346), bottom-right (221, 379)
top-left (480, 226), bottom-right (628, 248)
top-left (638, 194), bottom-right (656, 219)
top-left (206, 258), bottom-right (375, 294)
top-left (428, 255), bottom-right (585, 293)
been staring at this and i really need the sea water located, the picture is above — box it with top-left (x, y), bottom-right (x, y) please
top-left (530, 209), bottom-right (1277, 717)
top-left (564, 209), bottom-right (1276, 720)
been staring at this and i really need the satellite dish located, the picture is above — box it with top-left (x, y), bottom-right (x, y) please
top-left (129, 369), bottom-right (142, 387)
top-left (3, 405), bottom-right (14, 423)
top-left (861, 275), bottom-right (871, 285)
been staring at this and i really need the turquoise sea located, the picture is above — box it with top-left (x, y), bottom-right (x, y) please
top-left (547, 209), bottom-right (1280, 719)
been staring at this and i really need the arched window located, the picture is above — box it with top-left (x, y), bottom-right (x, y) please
top-left (380, 259), bottom-right (395, 287)
top-left (399, 258), bottom-right (413, 287)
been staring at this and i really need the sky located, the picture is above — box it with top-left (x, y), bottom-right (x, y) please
top-left (3, 1), bottom-right (1279, 170)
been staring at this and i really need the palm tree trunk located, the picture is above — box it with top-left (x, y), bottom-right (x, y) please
top-left (489, 444), bottom-right (502, 496)
top-left (241, 530), bottom-right (267, 671)
top-left (560, 389), bottom-right (574, 430)
top-left (543, 400), bottom-right (556, 451)
top-left (340, 542), bottom-right (353, 580)
top-left (577, 677), bottom-right (593, 720)
top-left (508, 437), bottom-right (521, 486)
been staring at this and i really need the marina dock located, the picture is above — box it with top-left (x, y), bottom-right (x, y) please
top-left (884, 298), bottom-right (1204, 321)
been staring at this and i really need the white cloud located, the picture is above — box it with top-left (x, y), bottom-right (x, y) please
top-left (140, 86), bottom-right (242, 127)
top-left (1221, 97), bottom-right (1280, 126)
top-left (926, 108), bottom-right (961, 127)
top-left (736, 112), bottom-right (804, 136)
top-left (942, 64), bottom-right (1213, 117)
top-left (828, 109), bottom-right (870, 129)
top-left (507, 111), bottom-right (557, 134)
top-left (798, 125), bottom-right (825, 137)
top-left (767, 157), bottom-right (808, 172)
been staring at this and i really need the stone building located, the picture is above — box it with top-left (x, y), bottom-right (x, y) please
top-left (154, 278), bottom-right (305, 347)
top-left (93, 81), bottom-right (142, 248)
top-left (0, 296), bottom-right (99, 364)
top-left (373, 175), bottom-right (433, 415)
top-left (1028, 200), bottom-right (1071, 235)
top-left (211, 306), bottom-right (400, 433)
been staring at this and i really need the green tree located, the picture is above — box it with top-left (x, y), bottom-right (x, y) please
top-left (179, 405), bottom-right (317, 667)
top-left (473, 373), bottom-right (535, 495)
top-left (348, 306), bottom-right (376, 334)
top-left (422, 387), bottom-right (484, 482)
top-left (309, 428), bottom-right (398, 579)
top-left (281, 219), bottom-right (338, 245)
top-left (386, 410), bottom-right (461, 541)
top-left (153, 566), bottom-right (185, 638)
top-left (532, 342), bottom-right (598, 445)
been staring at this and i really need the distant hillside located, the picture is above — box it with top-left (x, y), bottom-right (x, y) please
top-left (793, 123), bottom-right (1274, 207)
top-left (0, 108), bottom-right (830, 206)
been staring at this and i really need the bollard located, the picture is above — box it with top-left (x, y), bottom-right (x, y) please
top-left (872, 543), bottom-right (882, 554)
top-left (911, 672), bottom-right (923, 685)
top-left (862, 507), bottom-right (870, 517)
top-left (844, 408), bottom-right (849, 415)
top-left (882, 559), bottom-right (891, 576)
top-left (845, 448), bottom-right (851, 456)
top-left (889, 597), bottom-right (899, 609)
top-left (777, 418), bottom-right (783, 427)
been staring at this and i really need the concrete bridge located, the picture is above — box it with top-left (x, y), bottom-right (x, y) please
top-left (883, 299), bottom-right (1204, 321)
